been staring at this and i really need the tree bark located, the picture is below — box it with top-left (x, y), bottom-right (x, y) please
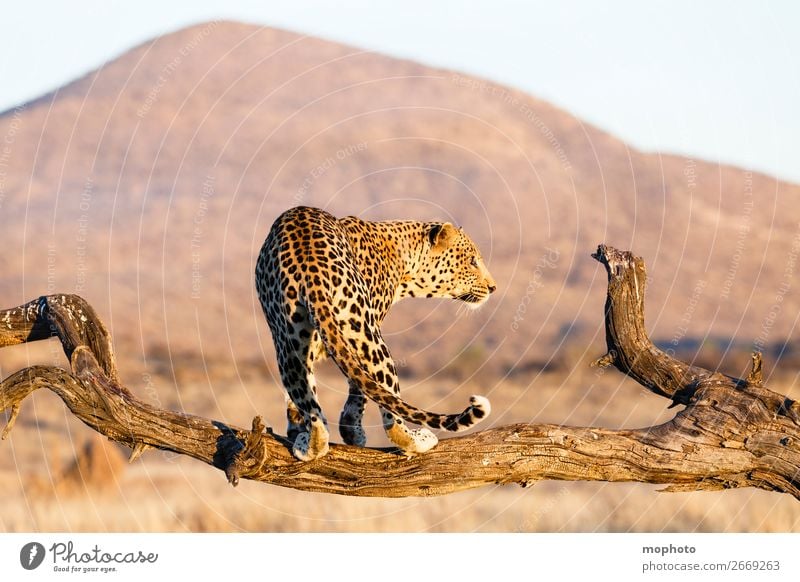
top-left (1, 246), bottom-right (799, 498)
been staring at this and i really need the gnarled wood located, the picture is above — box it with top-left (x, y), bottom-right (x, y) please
top-left (1, 246), bottom-right (799, 498)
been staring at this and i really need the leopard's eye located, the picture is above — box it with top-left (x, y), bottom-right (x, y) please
top-left (470, 256), bottom-right (479, 268)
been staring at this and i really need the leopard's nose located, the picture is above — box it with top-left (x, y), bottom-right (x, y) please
top-left (488, 284), bottom-right (497, 294)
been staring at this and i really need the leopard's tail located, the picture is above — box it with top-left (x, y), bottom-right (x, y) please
top-left (309, 301), bottom-right (490, 432)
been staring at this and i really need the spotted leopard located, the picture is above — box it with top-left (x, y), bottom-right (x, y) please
top-left (255, 206), bottom-right (496, 460)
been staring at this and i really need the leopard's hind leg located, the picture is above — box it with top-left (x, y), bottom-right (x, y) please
top-left (275, 310), bottom-right (329, 461)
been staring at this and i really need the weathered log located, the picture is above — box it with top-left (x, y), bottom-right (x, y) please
top-left (1, 246), bottom-right (798, 498)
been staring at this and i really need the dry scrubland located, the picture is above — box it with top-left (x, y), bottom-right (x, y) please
top-left (2, 340), bottom-right (799, 532)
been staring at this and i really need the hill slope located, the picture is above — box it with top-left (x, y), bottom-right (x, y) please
top-left (1, 21), bottom-right (799, 385)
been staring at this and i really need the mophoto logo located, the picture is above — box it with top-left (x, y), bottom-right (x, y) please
top-left (20, 542), bottom-right (46, 570)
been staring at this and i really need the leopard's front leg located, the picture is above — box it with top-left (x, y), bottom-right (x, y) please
top-left (339, 380), bottom-right (367, 447)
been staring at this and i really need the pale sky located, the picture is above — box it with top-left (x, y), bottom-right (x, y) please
top-left (1, 0), bottom-right (798, 183)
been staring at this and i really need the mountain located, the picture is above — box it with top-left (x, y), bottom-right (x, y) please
top-left (1, 20), bottom-right (799, 384)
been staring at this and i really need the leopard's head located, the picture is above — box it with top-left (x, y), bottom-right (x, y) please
top-left (409, 222), bottom-right (496, 307)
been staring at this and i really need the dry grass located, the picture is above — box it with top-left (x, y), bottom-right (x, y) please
top-left (4, 466), bottom-right (799, 533)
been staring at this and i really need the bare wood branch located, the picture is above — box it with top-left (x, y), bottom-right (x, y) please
top-left (2, 246), bottom-right (800, 499)
top-left (591, 245), bottom-right (715, 403)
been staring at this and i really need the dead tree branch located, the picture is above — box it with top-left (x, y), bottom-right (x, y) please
top-left (1, 246), bottom-right (799, 498)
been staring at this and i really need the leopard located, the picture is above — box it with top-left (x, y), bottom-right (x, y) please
top-left (255, 206), bottom-right (496, 461)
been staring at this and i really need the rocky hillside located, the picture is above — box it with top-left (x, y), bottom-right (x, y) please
top-left (1, 21), bottom-right (798, 385)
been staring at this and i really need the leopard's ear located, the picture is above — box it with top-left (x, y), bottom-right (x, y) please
top-left (428, 222), bottom-right (457, 248)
